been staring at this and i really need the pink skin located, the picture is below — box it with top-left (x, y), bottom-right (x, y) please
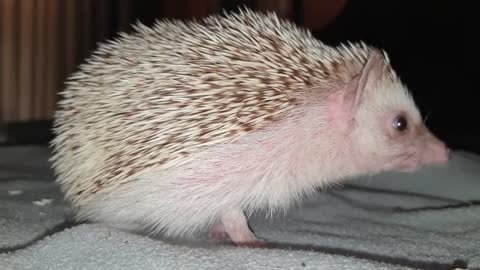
top-left (206, 50), bottom-right (450, 246)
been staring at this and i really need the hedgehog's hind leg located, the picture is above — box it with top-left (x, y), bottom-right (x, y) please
top-left (208, 208), bottom-right (265, 247)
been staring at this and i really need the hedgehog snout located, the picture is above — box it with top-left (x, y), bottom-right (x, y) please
top-left (420, 131), bottom-right (450, 165)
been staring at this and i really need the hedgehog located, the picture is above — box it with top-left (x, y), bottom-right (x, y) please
top-left (50, 8), bottom-right (449, 246)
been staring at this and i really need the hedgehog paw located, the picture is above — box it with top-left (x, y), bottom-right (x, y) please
top-left (208, 221), bottom-right (229, 241)
top-left (218, 208), bottom-right (267, 247)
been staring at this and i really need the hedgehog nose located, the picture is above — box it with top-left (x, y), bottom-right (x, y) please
top-left (423, 132), bottom-right (450, 165)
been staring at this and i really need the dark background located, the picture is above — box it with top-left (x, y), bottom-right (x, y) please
top-left (2, 0), bottom-right (474, 154)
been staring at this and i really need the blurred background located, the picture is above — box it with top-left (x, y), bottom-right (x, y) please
top-left (0, 0), bottom-right (473, 153)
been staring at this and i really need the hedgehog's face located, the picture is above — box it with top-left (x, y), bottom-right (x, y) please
top-left (351, 80), bottom-right (450, 174)
top-left (327, 50), bottom-right (450, 175)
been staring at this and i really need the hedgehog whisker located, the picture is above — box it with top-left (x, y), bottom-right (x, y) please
top-left (423, 110), bottom-right (432, 124)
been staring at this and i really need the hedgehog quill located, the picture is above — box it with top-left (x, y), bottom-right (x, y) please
top-left (50, 9), bottom-right (449, 246)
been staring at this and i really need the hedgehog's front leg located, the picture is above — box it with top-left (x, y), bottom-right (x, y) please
top-left (209, 208), bottom-right (265, 247)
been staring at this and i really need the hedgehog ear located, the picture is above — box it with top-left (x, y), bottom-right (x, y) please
top-left (328, 50), bottom-right (387, 130)
top-left (351, 49), bottom-right (388, 111)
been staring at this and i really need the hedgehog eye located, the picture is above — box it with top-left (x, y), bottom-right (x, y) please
top-left (393, 115), bottom-right (408, 132)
